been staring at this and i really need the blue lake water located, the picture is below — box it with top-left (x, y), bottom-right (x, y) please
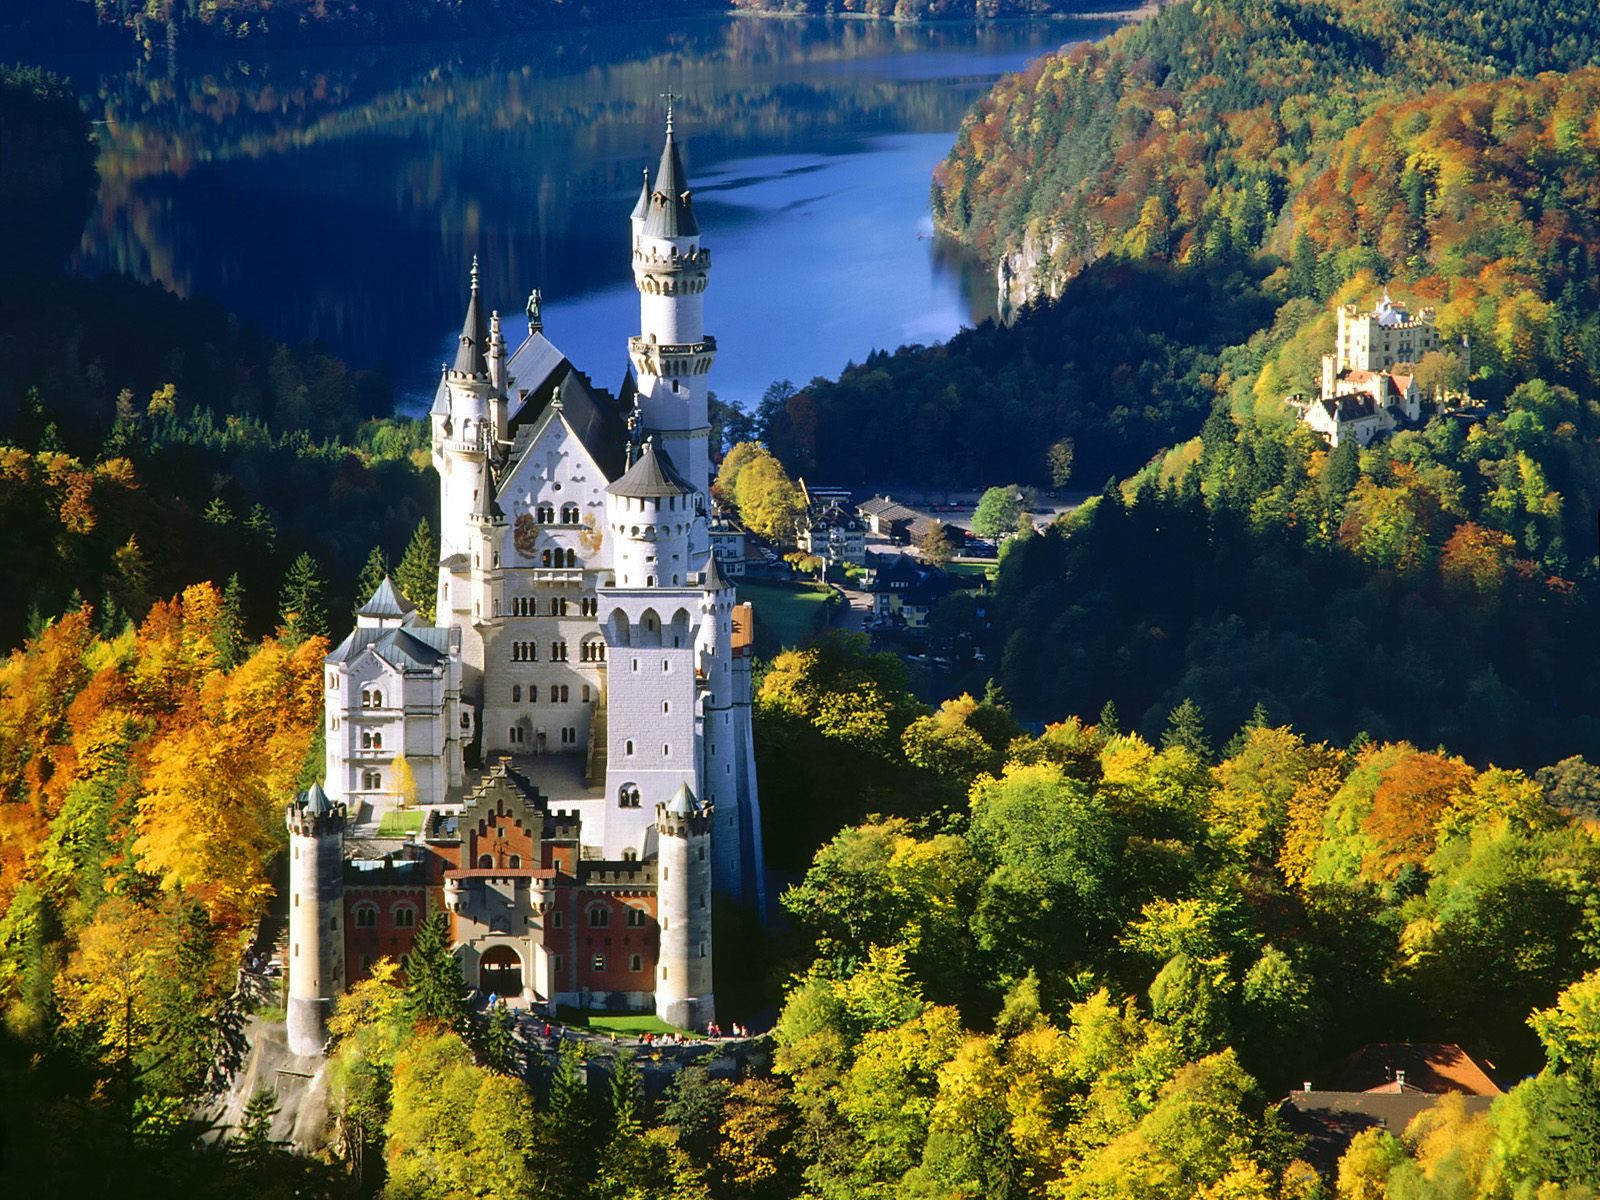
top-left (47, 15), bottom-right (1117, 412)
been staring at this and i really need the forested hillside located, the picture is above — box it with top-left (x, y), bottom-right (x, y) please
top-left (933, 0), bottom-right (1600, 283)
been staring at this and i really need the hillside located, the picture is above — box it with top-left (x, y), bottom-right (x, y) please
top-left (933, 0), bottom-right (1600, 304)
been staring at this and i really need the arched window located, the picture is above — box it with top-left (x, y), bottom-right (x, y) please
top-left (536, 504), bottom-right (555, 523)
top-left (372, 732), bottom-right (382, 750)
top-left (393, 905), bottom-right (416, 928)
top-left (630, 953), bottom-right (643, 972)
top-left (552, 641), bottom-right (568, 662)
top-left (622, 849), bottom-right (638, 862)
top-left (565, 549), bottom-right (577, 568)
top-left (354, 905), bottom-right (377, 929)
top-left (542, 550), bottom-right (552, 567)
top-left (588, 907), bottom-right (609, 928)
top-left (362, 769), bottom-right (382, 789)
top-left (627, 908), bottom-right (646, 927)
top-left (582, 684), bottom-right (591, 703)
top-left (662, 701), bottom-right (670, 714)
top-left (529, 685), bottom-right (539, 703)
top-left (625, 741), bottom-right (634, 757)
top-left (479, 854), bottom-right (493, 869)
top-left (512, 685), bottom-right (521, 703)
top-left (561, 503), bottom-right (580, 524)
top-left (508, 854), bottom-right (521, 869)
top-left (592, 954), bottom-right (606, 972)
top-left (618, 784), bottom-right (641, 809)
top-left (558, 685), bottom-right (569, 703)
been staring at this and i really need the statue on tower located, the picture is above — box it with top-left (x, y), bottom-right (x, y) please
top-left (526, 288), bottom-right (543, 333)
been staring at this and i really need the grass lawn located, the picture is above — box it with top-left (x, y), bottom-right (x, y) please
top-left (555, 1008), bottom-right (683, 1036)
top-left (946, 560), bottom-right (997, 581)
top-left (376, 809), bottom-right (425, 836)
top-left (738, 579), bottom-right (833, 648)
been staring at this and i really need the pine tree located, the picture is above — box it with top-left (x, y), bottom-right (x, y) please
top-left (477, 1003), bottom-right (519, 1075)
top-left (219, 573), bottom-right (247, 669)
top-left (355, 545), bottom-right (388, 612)
top-left (231, 1088), bottom-right (283, 1170)
top-left (277, 552), bottom-right (328, 648)
top-left (401, 911), bottom-right (470, 1034)
top-left (1162, 697), bottom-right (1211, 760)
top-left (395, 518), bottom-right (438, 622)
top-left (1098, 699), bottom-right (1120, 736)
top-left (546, 1040), bottom-right (598, 1198)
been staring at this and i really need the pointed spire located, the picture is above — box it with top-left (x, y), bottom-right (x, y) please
top-left (452, 256), bottom-right (489, 378)
top-left (643, 99), bottom-right (699, 240)
top-left (473, 475), bottom-right (503, 524)
top-left (701, 551), bottom-right (730, 592)
top-left (631, 167), bottom-right (651, 223)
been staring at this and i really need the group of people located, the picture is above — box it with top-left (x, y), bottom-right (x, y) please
top-left (705, 1021), bottom-right (750, 1039)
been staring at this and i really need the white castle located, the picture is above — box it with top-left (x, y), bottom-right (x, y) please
top-left (286, 112), bottom-right (764, 1055)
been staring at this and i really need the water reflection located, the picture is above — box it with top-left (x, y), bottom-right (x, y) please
top-left (44, 15), bottom-right (1114, 406)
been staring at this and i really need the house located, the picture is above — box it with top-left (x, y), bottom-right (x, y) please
top-left (1279, 1043), bottom-right (1502, 1174)
top-left (867, 554), bottom-right (953, 630)
top-left (709, 508), bottom-right (750, 577)
top-left (799, 503), bottom-right (867, 565)
top-left (857, 495), bottom-right (922, 538)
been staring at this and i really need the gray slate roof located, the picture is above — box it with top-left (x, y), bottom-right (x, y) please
top-left (298, 781), bottom-right (332, 816)
top-left (453, 260), bottom-right (489, 378)
top-left (328, 624), bottom-right (451, 672)
top-left (702, 551), bottom-right (731, 591)
top-left (642, 131), bottom-right (699, 240)
top-left (357, 577), bottom-right (416, 619)
top-left (664, 781), bottom-right (700, 817)
top-left (507, 359), bottom-right (630, 482)
top-left (607, 438), bottom-right (693, 499)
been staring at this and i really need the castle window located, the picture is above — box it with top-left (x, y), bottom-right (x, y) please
top-left (537, 504), bottom-right (555, 523)
top-left (552, 954), bottom-right (563, 972)
top-left (566, 549), bottom-right (577, 568)
top-left (509, 725), bottom-right (525, 744)
top-left (582, 685), bottom-right (591, 703)
top-left (627, 908), bottom-right (646, 927)
top-left (355, 905), bottom-right (377, 928)
top-left (662, 701), bottom-right (670, 714)
top-left (479, 854), bottom-right (493, 869)
top-left (625, 741), bottom-right (634, 757)
top-left (512, 685), bottom-right (521, 703)
top-left (362, 769), bottom-right (382, 789)
top-left (552, 911), bottom-right (563, 927)
top-left (529, 685), bottom-right (539, 703)
top-left (589, 907), bottom-right (610, 928)
top-left (558, 685), bottom-right (570, 703)
top-left (630, 954), bottom-right (643, 972)
top-left (646, 576), bottom-right (654, 587)
top-left (561, 503), bottom-right (580, 524)
top-left (555, 597), bottom-right (569, 616)
top-left (552, 641), bottom-right (568, 662)
top-left (393, 905), bottom-right (416, 928)
top-left (619, 784), bottom-right (641, 809)
top-left (542, 550), bottom-right (552, 567)
top-left (663, 744), bottom-right (670, 757)
top-left (592, 954), bottom-right (606, 972)
top-left (508, 854), bottom-right (521, 869)
top-left (623, 849), bottom-right (638, 862)
top-left (699, 943), bottom-right (707, 958)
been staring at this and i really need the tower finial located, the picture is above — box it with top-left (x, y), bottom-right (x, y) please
top-left (661, 89), bottom-right (678, 136)
top-left (471, 254), bottom-right (480, 293)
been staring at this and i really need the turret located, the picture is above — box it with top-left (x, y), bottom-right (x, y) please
top-left (630, 101), bottom-right (714, 561)
top-left (285, 783), bottom-right (346, 1056)
top-left (435, 258), bottom-right (496, 565)
top-left (488, 309), bottom-right (507, 446)
top-left (606, 437), bottom-right (696, 589)
top-left (655, 782), bottom-right (714, 1030)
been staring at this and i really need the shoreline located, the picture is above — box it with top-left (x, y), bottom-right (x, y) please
top-left (729, 3), bottom-right (1156, 26)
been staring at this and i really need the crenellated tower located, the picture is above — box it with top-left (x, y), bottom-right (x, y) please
top-left (655, 782), bottom-right (715, 1030)
top-left (285, 783), bottom-right (346, 1057)
top-left (629, 103), bottom-right (714, 562)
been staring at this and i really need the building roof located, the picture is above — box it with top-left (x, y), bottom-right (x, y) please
top-left (607, 438), bottom-right (693, 499)
top-left (473, 474), bottom-right (504, 524)
top-left (328, 624), bottom-right (452, 672)
top-left (642, 127), bottom-right (699, 240)
top-left (812, 503), bottom-right (864, 532)
top-left (357, 577), bottom-right (416, 619)
top-left (630, 168), bottom-right (651, 222)
top-left (453, 257), bottom-right (490, 378)
top-left (507, 362), bottom-right (630, 482)
top-left (505, 330), bottom-right (567, 404)
top-left (297, 781), bottom-right (332, 817)
top-left (1281, 1090), bottom-right (1494, 1174)
top-left (701, 551), bottom-right (731, 591)
top-left (1330, 1043), bottom-right (1502, 1096)
top-left (664, 781), bottom-right (700, 817)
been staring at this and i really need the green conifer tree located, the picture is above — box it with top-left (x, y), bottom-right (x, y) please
top-left (476, 1003), bottom-right (519, 1076)
top-left (395, 518), bottom-right (438, 622)
top-left (1098, 699), bottom-right (1120, 735)
top-left (231, 1088), bottom-right (283, 1170)
top-left (401, 911), bottom-right (470, 1035)
top-left (219, 573), bottom-right (247, 669)
top-left (1162, 697), bottom-right (1211, 760)
top-left (277, 552), bottom-right (328, 648)
top-left (546, 1040), bottom-right (597, 1198)
top-left (354, 545), bottom-right (388, 612)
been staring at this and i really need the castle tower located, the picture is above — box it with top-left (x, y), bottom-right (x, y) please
top-left (696, 554), bottom-right (765, 913)
top-left (433, 258), bottom-right (498, 568)
top-left (629, 103), bottom-right (714, 561)
top-left (655, 782), bottom-right (714, 1030)
top-left (285, 783), bottom-right (346, 1057)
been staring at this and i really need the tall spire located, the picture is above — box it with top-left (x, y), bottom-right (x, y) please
top-left (452, 255), bottom-right (489, 378)
top-left (644, 97), bottom-right (699, 240)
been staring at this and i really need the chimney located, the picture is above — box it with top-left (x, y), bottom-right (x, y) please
top-left (1303, 1082), bottom-right (1312, 1093)
top-left (1395, 1069), bottom-right (1406, 1088)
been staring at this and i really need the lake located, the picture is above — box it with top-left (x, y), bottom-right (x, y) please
top-left (47, 15), bottom-right (1118, 412)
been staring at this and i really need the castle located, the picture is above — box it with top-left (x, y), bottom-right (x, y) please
top-left (284, 112), bottom-right (764, 1056)
top-left (1290, 292), bottom-right (1456, 448)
